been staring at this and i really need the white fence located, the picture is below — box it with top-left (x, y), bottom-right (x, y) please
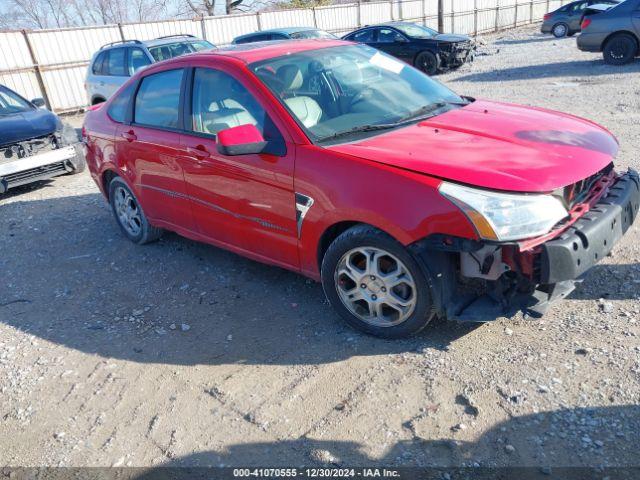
top-left (0, 0), bottom-right (569, 113)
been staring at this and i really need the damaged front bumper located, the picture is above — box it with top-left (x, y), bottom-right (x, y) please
top-left (413, 169), bottom-right (640, 322)
top-left (0, 143), bottom-right (84, 193)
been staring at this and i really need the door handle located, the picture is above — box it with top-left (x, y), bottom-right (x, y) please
top-left (121, 130), bottom-right (137, 142)
top-left (186, 145), bottom-right (211, 160)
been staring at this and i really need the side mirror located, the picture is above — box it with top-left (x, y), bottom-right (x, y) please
top-left (31, 97), bottom-right (46, 108)
top-left (217, 124), bottom-right (267, 156)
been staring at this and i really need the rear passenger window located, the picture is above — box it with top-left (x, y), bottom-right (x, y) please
top-left (107, 48), bottom-right (127, 76)
top-left (134, 69), bottom-right (183, 129)
top-left (128, 48), bottom-right (151, 74)
top-left (107, 81), bottom-right (136, 123)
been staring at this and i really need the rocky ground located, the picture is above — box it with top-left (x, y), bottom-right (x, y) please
top-left (1, 25), bottom-right (639, 472)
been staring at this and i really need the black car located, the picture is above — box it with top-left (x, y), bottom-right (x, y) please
top-left (0, 85), bottom-right (84, 194)
top-left (342, 22), bottom-right (475, 75)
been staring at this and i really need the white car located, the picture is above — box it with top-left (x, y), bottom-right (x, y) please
top-left (85, 35), bottom-right (215, 105)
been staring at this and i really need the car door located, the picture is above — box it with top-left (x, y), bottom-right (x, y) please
top-left (127, 46), bottom-right (152, 75)
top-left (632, 3), bottom-right (640, 34)
top-left (116, 67), bottom-right (195, 231)
top-left (372, 28), bottom-right (413, 63)
top-left (180, 66), bottom-right (298, 269)
top-left (347, 28), bottom-right (375, 46)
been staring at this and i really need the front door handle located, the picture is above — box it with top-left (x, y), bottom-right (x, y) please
top-left (121, 130), bottom-right (137, 142)
top-left (186, 145), bottom-right (211, 160)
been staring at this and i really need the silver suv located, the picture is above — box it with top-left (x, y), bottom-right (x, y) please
top-left (85, 34), bottom-right (215, 105)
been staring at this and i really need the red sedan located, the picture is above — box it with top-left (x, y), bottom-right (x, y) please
top-left (83, 39), bottom-right (639, 338)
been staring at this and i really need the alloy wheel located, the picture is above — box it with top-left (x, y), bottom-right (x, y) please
top-left (114, 186), bottom-right (142, 237)
top-left (334, 246), bottom-right (417, 327)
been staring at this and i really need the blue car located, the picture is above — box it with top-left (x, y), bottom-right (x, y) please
top-left (0, 84), bottom-right (84, 194)
top-left (232, 27), bottom-right (336, 44)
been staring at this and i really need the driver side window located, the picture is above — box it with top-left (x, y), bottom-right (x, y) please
top-left (190, 68), bottom-right (266, 136)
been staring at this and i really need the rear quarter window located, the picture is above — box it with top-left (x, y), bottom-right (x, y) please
top-left (92, 52), bottom-right (107, 75)
top-left (107, 81), bottom-right (136, 123)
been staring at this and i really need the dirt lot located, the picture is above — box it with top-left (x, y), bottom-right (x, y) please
top-left (1, 25), bottom-right (640, 471)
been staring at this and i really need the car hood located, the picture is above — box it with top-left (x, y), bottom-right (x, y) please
top-left (0, 109), bottom-right (60, 147)
top-left (432, 33), bottom-right (471, 43)
top-left (326, 100), bottom-right (618, 192)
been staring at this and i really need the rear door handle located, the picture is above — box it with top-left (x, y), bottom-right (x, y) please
top-left (186, 145), bottom-right (211, 160)
top-left (121, 130), bottom-right (137, 142)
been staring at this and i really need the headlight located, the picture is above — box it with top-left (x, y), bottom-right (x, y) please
top-left (439, 182), bottom-right (568, 241)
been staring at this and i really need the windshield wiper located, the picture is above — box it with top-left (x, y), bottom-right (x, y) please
top-left (317, 123), bottom-right (400, 142)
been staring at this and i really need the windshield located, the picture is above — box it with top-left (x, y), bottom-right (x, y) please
top-left (0, 86), bottom-right (33, 115)
top-left (290, 30), bottom-right (336, 39)
top-left (393, 23), bottom-right (438, 38)
top-left (251, 44), bottom-right (464, 142)
top-left (148, 40), bottom-right (215, 61)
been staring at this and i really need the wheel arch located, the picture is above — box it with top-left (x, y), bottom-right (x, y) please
top-left (91, 95), bottom-right (106, 105)
top-left (316, 221), bottom-right (408, 273)
top-left (602, 30), bottom-right (640, 52)
top-left (101, 169), bottom-right (119, 200)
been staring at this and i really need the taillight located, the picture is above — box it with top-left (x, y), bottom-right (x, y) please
top-left (581, 18), bottom-right (592, 29)
top-left (543, 13), bottom-right (551, 20)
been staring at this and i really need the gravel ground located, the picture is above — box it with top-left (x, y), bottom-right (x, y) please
top-left (1, 24), bottom-right (639, 471)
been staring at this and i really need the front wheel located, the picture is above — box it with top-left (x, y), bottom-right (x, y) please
top-left (321, 225), bottom-right (436, 338)
top-left (603, 34), bottom-right (638, 65)
top-left (415, 51), bottom-right (440, 76)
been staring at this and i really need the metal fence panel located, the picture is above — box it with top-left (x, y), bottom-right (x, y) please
top-left (360, 1), bottom-right (393, 25)
top-left (0, 0), bottom-right (563, 113)
top-left (0, 32), bottom-right (32, 69)
top-left (121, 19), bottom-right (201, 41)
top-left (203, 13), bottom-right (259, 45)
top-left (315, 3), bottom-right (359, 35)
top-left (28, 26), bottom-right (121, 65)
top-left (259, 9), bottom-right (316, 30)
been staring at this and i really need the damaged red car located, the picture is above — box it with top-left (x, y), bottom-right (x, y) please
top-left (83, 40), bottom-right (639, 338)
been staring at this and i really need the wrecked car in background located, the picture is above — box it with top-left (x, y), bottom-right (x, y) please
top-left (342, 22), bottom-right (475, 75)
top-left (0, 84), bottom-right (84, 194)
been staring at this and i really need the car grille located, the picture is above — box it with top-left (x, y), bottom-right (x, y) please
top-left (3, 161), bottom-right (68, 188)
top-left (554, 163), bottom-right (614, 209)
top-left (0, 134), bottom-right (58, 164)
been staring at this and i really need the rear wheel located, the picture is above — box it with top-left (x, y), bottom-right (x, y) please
top-left (321, 225), bottom-right (436, 338)
top-left (552, 23), bottom-right (568, 38)
top-left (603, 33), bottom-right (638, 65)
top-left (108, 176), bottom-right (163, 244)
top-left (415, 51), bottom-right (440, 76)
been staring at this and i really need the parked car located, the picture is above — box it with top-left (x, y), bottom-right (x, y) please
top-left (83, 40), bottom-right (639, 338)
top-left (342, 22), bottom-right (474, 75)
top-left (578, 0), bottom-right (640, 65)
top-left (0, 84), bottom-right (84, 194)
top-left (232, 27), bottom-right (336, 44)
top-left (541, 0), bottom-right (620, 37)
top-left (85, 34), bottom-right (215, 105)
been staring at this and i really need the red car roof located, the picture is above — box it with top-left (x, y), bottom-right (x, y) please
top-left (193, 38), bottom-right (352, 64)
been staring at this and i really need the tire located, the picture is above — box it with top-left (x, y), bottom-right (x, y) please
top-left (552, 23), bottom-right (568, 38)
top-left (108, 176), bottom-right (163, 244)
top-left (603, 33), bottom-right (638, 66)
top-left (321, 225), bottom-right (436, 339)
top-left (415, 51), bottom-right (440, 76)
